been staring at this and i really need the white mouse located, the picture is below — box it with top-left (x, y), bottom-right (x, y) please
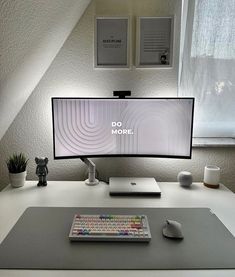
top-left (162, 219), bottom-right (184, 239)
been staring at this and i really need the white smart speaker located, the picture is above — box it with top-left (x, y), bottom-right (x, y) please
top-left (177, 171), bottom-right (193, 187)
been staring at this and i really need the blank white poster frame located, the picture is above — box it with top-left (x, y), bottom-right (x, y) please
top-left (136, 17), bottom-right (174, 68)
top-left (95, 17), bottom-right (130, 68)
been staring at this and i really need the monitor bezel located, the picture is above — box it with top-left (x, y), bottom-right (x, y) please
top-left (51, 97), bottom-right (194, 160)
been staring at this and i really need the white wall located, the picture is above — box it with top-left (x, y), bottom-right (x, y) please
top-left (0, 0), bottom-right (91, 140)
top-left (1, 0), bottom-right (235, 191)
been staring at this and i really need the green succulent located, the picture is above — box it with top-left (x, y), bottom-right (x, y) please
top-left (6, 153), bottom-right (29, 174)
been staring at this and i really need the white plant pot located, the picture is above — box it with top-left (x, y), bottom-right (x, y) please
top-left (9, 171), bottom-right (27, 188)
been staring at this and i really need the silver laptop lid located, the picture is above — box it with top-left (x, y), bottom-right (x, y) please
top-left (109, 177), bottom-right (161, 196)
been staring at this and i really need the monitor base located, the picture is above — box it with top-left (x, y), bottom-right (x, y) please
top-left (81, 158), bottom-right (99, 186)
top-left (85, 178), bottom-right (99, 186)
top-left (109, 177), bottom-right (161, 196)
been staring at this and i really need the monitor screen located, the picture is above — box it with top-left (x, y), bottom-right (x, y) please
top-left (52, 98), bottom-right (194, 159)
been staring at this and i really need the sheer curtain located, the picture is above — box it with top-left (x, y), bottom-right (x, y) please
top-left (179, 0), bottom-right (235, 137)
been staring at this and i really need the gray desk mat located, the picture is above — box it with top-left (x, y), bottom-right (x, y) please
top-left (0, 207), bottom-right (235, 270)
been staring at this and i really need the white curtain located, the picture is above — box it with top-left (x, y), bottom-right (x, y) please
top-left (179, 0), bottom-right (235, 137)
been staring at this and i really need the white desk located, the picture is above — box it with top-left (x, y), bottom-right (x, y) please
top-left (0, 181), bottom-right (234, 277)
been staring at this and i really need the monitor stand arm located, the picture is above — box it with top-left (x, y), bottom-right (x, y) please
top-left (80, 158), bottom-right (99, 186)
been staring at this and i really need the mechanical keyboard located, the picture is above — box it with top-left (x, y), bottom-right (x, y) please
top-left (69, 214), bottom-right (151, 242)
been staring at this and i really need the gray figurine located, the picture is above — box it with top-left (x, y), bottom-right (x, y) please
top-left (35, 157), bottom-right (48, 186)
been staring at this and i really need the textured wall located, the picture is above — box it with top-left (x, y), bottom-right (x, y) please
top-left (0, 0), bottom-right (235, 192)
top-left (0, 0), bottom-right (91, 140)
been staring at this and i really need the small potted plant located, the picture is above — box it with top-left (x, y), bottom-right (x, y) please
top-left (6, 153), bottom-right (28, 188)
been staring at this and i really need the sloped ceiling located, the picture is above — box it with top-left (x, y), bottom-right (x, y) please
top-left (0, 0), bottom-right (91, 141)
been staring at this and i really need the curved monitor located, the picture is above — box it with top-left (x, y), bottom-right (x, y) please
top-left (52, 97), bottom-right (194, 159)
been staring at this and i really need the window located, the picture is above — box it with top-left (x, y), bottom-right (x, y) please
top-left (179, 0), bottom-right (235, 138)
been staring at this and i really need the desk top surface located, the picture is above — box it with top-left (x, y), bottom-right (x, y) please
top-left (0, 181), bottom-right (234, 276)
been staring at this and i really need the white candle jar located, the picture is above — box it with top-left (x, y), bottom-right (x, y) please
top-left (203, 165), bottom-right (220, 189)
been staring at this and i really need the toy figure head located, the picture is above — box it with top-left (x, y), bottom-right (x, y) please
top-left (35, 157), bottom-right (48, 166)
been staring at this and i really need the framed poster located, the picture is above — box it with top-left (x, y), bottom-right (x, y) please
top-left (136, 17), bottom-right (174, 68)
top-left (95, 17), bottom-right (130, 68)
